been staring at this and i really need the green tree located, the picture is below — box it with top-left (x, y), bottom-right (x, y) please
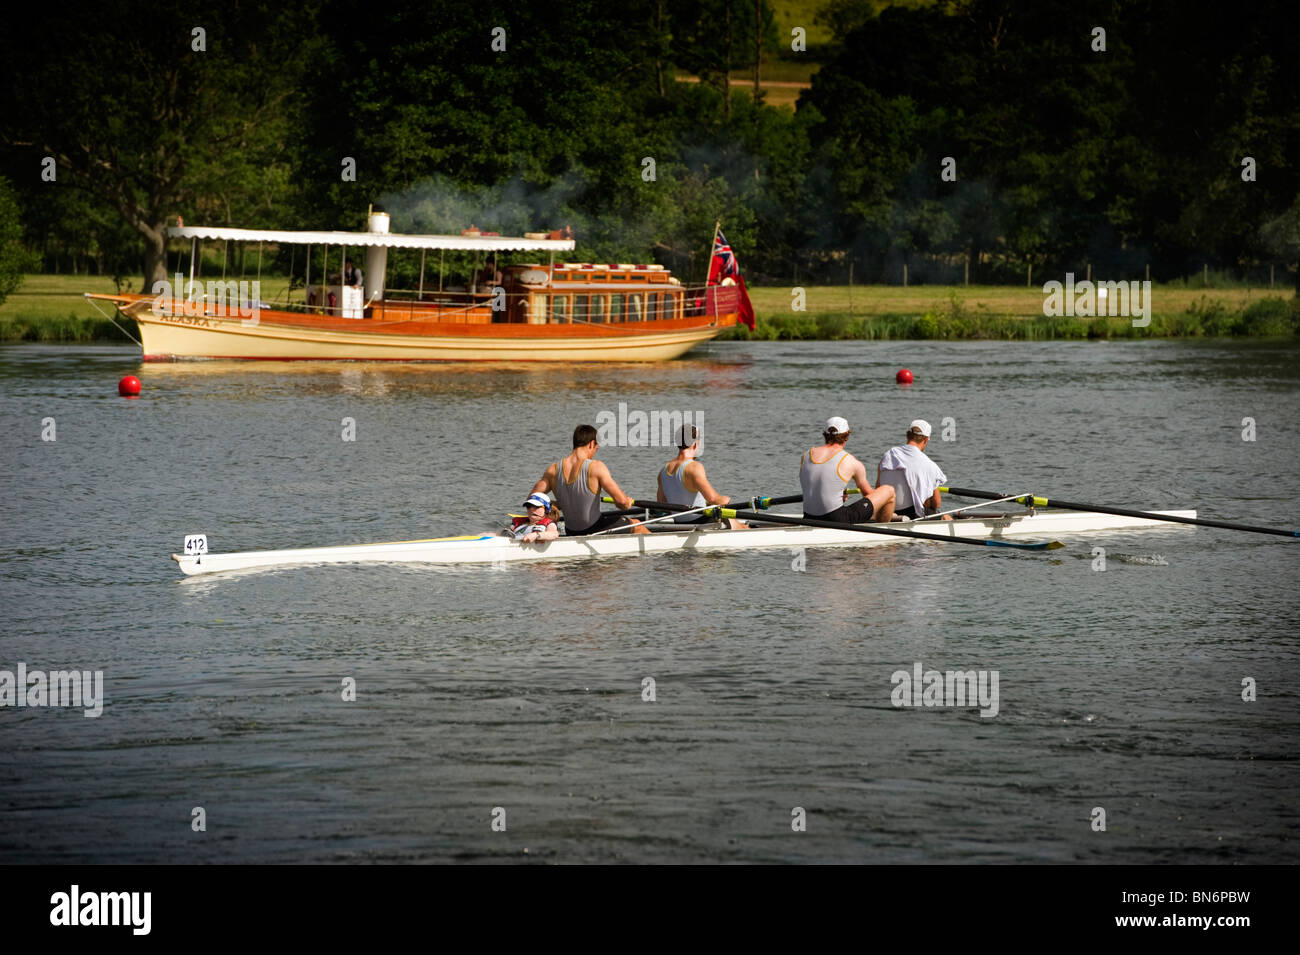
top-left (1261, 197), bottom-right (1300, 296)
top-left (2, 0), bottom-right (319, 290)
top-left (798, 0), bottom-right (1300, 282)
top-left (0, 177), bottom-right (37, 303)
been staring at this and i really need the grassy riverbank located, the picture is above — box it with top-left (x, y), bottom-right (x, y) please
top-left (727, 285), bottom-right (1300, 340)
top-left (2, 274), bottom-right (1297, 342)
top-left (0, 275), bottom-right (137, 342)
top-left (0, 274), bottom-right (298, 343)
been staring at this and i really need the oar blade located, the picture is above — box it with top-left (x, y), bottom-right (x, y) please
top-left (984, 538), bottom-right (1065, 551)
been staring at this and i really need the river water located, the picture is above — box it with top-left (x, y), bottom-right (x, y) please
top-left (1, 339), bottom-right (1297, 863)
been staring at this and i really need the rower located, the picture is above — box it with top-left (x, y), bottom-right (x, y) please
top-left (799, 416), bottom-right (895, 523)
top-left (507, 492), bottom-right (560, 542)
top-left (876, 420), bottom-right (949, 521)
top-left (657, 425), bottom-right (744, 527)
top-left (531, 424), bottom-right (649, 536)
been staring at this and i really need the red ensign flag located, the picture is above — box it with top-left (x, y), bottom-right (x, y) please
top-left (706, 229), bottom-right (755, 330)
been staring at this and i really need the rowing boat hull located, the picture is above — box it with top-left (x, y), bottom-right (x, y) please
top-left (172, 509), bottom-right (1198, 576)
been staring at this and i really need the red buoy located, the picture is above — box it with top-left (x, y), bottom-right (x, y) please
top-left (896, 368), bottom-right (914, 385)
top-left (118, 375), bottom-right (142, 397)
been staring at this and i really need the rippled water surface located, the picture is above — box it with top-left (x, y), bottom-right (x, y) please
top-left (2, 339), bottom-right (1298, 862)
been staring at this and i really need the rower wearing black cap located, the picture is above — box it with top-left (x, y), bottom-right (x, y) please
top-left (656, 424), bottom-right (741, 526)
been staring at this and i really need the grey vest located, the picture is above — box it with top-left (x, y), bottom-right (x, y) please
top-left (800, 448), bottom-right (849, 515)
top-left (553, 458), bottom-right (602, 532)
top-left (661, 460), bottom-right (707, 522)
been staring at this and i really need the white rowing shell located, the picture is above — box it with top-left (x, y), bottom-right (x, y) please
top-left (171, 510), bottom-right (1197, 576)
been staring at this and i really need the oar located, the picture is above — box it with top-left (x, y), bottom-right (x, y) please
top-left (722, 507), bottom-right (1064, 551)
top-left (510, 508), bottom-right (646, 520)
top-left (843, 487), bottom-right (1028, 521)
top-left (603, 495), bottom-right (772, 514)
top-left (600, 496), bottom-right (691, 516)
top-left (588, 503), bottom-right (721, 535)
top-left (942, 486), bottom-right (1299, 539)
top-left (909, 493), bottom-right (1030, 522)
top-left (744, 493), bottom-right (804, 509)
top-left (605, 495), bottom-right (1060, 549)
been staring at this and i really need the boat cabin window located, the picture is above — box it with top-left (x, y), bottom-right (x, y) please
top-left (609, 293), bottom-right (623, 323)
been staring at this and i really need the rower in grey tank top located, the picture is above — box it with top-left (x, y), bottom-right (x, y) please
top-left (553, 458), bottom-right (602, 533)
top-left (660, 461), bottom-right (707, 522)
top-left (800, 449), bottom-right (849, 517)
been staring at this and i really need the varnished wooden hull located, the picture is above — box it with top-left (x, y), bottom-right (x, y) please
top-left (102, 296), bottom-right (736, 361)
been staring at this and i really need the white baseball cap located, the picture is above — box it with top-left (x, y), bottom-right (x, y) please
top-left (523, 493), bottom-right (552, 510)
top-left (909, 419), bottom-right (932, 438)
top-left (824, 416), bottom-right (851, 435)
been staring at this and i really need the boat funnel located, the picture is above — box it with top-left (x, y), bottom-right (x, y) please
top-left (365, 211), bottom-right (389, 300)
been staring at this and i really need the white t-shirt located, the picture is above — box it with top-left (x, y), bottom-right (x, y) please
top-left (878, 444), bottom-right (946, 514)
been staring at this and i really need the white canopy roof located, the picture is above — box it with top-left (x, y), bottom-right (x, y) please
top-left (167, 225), bottom-right (575, 252)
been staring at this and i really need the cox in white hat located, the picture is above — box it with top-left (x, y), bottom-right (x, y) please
top-left (523, 492), bottom-right (552, 511)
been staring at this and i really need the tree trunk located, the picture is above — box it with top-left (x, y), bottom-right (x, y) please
top-left (141, 223), bottom-right (168, 292)
top-left (655, 0), bottom-right (665, 97)
top-left (723, 1), bottom-right (732, 121)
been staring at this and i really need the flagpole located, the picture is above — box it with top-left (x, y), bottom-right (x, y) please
top-left (702, 220), bottom-right (723, 316)
top-left (709, 220), bottom-right (721, 287)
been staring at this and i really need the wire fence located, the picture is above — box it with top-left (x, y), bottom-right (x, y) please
top-left (757, 256), bottom-right (1296, 290)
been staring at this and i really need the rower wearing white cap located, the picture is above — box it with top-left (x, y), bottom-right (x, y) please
top-left (876, 420), bottom-right (949, 521)
top-left (508, 493), bottom-right (561, 542)
top-left (657, 424), bottom-right (741, 526)
top-left (799, 416), bottom-right (895, 523)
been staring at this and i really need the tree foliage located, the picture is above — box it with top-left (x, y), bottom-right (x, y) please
top-left (1, 0), bottom-right (1296, 291)
top-left (1, 0), bottom-right (321, 289)
top-left (0, 177), bottom-right (37, 302)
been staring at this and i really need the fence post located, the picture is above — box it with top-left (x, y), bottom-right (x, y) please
top-left (903, 262), bottom-right (908, 287)
top-left (1203, 263), bottom-right (1208, 286)
top-left (1270, 263), bottom-right (1275, 289)
top-left (1145, 263), bottom-right (1150, 282)
top-left (1086, 263), bottom-right (1091, 282)
top-left (848, 261), bottom-right (854, 315)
